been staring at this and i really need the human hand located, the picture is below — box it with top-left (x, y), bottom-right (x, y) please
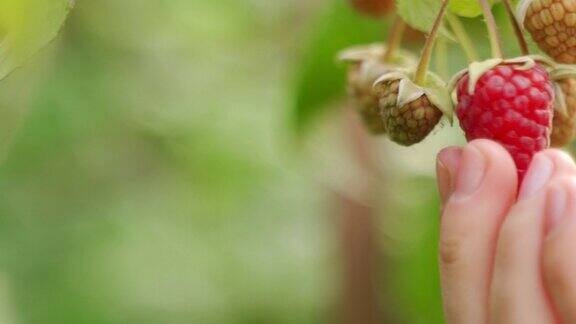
top-left (437, 139), bottom-right (576, 324)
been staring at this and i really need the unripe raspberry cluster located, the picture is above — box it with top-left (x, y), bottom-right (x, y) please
top-left (341, 1), bottom-right (451, 150)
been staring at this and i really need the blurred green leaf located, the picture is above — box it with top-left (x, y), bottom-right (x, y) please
top-left (0, 0), bottom-right (74, 81)
top-left (449, 0), bottom-right (510, 18)
top-left (396, 0), bottom-right (441, 33)
top-left (396, 0), bottom-right (454, 38)
top-left (291, 0), bottom-right (384, 136)
top-left (449, 0), bottom-right (484, 17)
top-left (397, 0), bottom-right (499, 33)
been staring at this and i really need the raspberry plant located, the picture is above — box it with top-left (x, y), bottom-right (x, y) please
top-left (287, 1), bottom-right (576, 321)
top-left (291, 0), bottom-right (576, 184)
top-left (308, 0), bottom-right (576, 183)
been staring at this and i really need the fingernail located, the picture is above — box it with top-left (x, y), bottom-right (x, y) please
top-left (519, 154), bottom-right (554, 200)
top-left (546, 185), bottom-right (568, 235)
top-left (452, 144), bottom-right (486, 200)
top-left (437, 147), bottom-right (463, 206)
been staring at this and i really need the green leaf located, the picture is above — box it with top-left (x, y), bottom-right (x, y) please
top-left (290, 0), bottom-right (384, 136)
top-left (396, 0), bottom-right (453, 37)
top-left (450, 0), bottom-right (513, 17)
top-left (449, 0), bottom-right (485, 18)
top-left (0, 0), bottom-right (74, 81)
top-left (398, 0), bottom-right (501, 30)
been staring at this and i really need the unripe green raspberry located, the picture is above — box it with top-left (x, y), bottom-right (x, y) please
top-left (346, 58), bottom-right (391, 134)
top-left (520, 0), bottom-right (576, 63)
top-left (340, 44), bottom-right (416, 134)
top-left (551, 77), bottom-right (576, 146)
top-left (374, 79), bottom-right (443, 146)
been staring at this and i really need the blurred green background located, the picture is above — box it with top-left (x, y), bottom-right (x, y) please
top-left (0, 0), bottom-right (530, 323)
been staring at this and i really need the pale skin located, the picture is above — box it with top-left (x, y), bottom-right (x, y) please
top-left (437, 139), bottom-right (576, 324)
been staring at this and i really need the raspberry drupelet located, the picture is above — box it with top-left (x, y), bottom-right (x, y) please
top-left (456, 64), bottom-right (555, 181)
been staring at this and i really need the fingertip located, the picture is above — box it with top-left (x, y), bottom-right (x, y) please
top-left (542, 178), bottom-right (576, 323)
top-left (519, 149), bottom-right (576, 201)
top-left (437, 146), bottom-right (463, 172)
top-left (541, 149), bottom-right (576, 175)
top-left (519, 154), bottom-right (554, 200)
top-left (545, 177), bottom-right (576, 239)
top-left (468, 138), bottom-right (509, 155)
top-left (545, 184), bottom-right (569, 236)
top-left (461, 139), bottom-right (518, 201)
top-left (437, 147), bottom-right (463, 207)
top-left (546, 149), bottom-right (574, 164)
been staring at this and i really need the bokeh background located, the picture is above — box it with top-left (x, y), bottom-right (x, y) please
top-left (0, 0), bottom-right (532, 323)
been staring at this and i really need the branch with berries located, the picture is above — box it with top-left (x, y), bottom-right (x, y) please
top-left (340, 0), bottom-right (576, 183)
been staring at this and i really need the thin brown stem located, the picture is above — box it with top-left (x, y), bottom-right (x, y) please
top-left (479, 0), bottom-right (503, 58)
top-left (415, 0), bottom-right (450, 85)
top-left (502, 0), bottom-right (529, 55)
top-left (382, 15), bottom-right (406, 62)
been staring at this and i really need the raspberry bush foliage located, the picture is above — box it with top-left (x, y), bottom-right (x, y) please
top-left (293, 0), bottom-right (576, 183)
top-left (0, 0), bottom-right (74, 82)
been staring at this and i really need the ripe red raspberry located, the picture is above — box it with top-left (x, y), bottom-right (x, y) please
top-left (456, 64), bottom-right (555, 180)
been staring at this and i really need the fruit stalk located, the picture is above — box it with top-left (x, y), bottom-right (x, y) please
top-left (414, 0), bottom-right (450, 85)
top-left (435, 37), bottom-right (449, 79)
top-left (446, 13), bottom-right (479, 62)
top-left (502, 0), bottom-right (529, 55)
top-left (382, 16), bottom-right (406, 62)
top-left (478, 0), bottom-right (503, 58)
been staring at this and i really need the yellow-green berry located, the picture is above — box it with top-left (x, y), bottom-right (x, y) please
top-left (552, 77), bottom-right (576, 146)
top-left (523, 0), bottom-right (576, 63)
